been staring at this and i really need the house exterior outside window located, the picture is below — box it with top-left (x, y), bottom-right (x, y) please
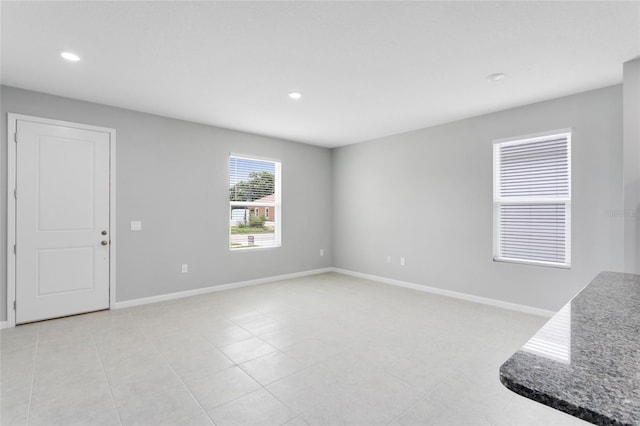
top-left (229, 155), bottom-right (281, 250)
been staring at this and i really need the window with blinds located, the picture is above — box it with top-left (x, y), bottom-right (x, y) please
top-left (229, 154), bottom-right (281, 250)
top-left (493, 131), bottom-right (571, 268)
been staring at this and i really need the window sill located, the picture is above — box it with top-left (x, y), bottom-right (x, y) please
top-left (230, 245), bottom-right (281, 252)
top-left (493, 257), bottom-right (571, 269)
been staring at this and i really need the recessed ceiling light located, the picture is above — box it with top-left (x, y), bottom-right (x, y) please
top-left (60, 51), bottom-right (80, 62)
top-left (288, 92), bottom-right (302, 100)
top-left (487, 73), bottom-right (505, 82)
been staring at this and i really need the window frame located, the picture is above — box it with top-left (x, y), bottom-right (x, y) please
top-left (492, 130), bottom-right (572, 269)
top-left (229, 153), bottom-right (281, 251)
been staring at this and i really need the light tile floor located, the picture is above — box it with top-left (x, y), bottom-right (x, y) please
top-left (0, 272), bottom-right (590, 426)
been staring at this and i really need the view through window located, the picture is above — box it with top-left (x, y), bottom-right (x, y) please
top-left (229, 155), bottom-right (281, 250)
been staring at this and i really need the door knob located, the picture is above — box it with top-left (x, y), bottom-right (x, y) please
top-left (101, 240), bottom-right (108, 246)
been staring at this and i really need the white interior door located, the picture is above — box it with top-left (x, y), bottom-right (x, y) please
top-left (15, 119), bottom-right (112, 324)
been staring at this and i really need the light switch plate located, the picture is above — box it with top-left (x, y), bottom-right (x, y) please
top-left (130, 220), bottom-right (142, 231)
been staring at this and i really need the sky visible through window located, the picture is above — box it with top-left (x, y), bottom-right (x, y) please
top-left (229, 157), bottom-right (275, 187)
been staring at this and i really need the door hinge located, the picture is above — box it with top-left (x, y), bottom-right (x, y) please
top-left (13, 244), bottom-right (16, 254)
top-left (13, 300), bottom-right (16, 310)
top-left (13, 189), bottom-right (17, 199)
top-left (14, 132), bottom-right (18, 143)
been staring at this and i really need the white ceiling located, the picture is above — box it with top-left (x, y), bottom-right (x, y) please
top-left (2, 1), bottom-right (639, 148)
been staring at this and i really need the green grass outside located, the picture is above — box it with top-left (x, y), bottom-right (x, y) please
top-left (231, 227), bottom-right (274, 234)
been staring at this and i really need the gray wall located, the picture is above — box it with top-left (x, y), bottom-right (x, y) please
top-left (1, 85), bottom-right (333, 321)
top-left (623, 59), bottom-right (640, 274)
top-left (332, 85), bottom-right (625, 311)
top-left (0, 83), bottom-right (628, 320)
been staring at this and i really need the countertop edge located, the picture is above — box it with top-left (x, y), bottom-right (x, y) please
top-left (498, 371), bottom-right (629, 426)
top-left (498, 271), bottom-right (640, 426)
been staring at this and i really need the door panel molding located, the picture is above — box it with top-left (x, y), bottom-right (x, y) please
top-left (6, 114), bottom-right (116, 327)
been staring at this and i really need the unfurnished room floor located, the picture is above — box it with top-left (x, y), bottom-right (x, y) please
top-left (0, 273), bottom-right (589, 426)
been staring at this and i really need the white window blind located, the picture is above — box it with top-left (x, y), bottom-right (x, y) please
top-left (229, 155), bottom-right (281, 250)
top-left (493, 131), bottom-right (571, 268)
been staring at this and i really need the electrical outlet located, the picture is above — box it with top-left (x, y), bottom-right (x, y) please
top-left (400, 257), bottom-right (406, 266)
top-left (386, 255), bottom-right (392, 263)
top-left (181, 264), bottom-right (188, 273)
top-left (320, 249), bottom-right (324, 256)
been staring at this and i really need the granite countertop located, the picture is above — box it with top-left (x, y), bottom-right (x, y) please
top-left (500, 271), bottom-right (640, 426)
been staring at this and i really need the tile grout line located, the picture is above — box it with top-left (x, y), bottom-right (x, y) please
top-left (197, 326), bottom-right (301, 423)
top-left (148, 336), bottom-right (219, 425)
top-left (388, 375), bottom-right (448, 425)
top-left (202, 329), bottom-right (277, 417)
top-left (91, 333), bottom-right (124, 426)
top-left (24, 325), bottom-right (41, 426)
top-left (260, 383), bottom-right (302, 425)
top-left (235, 352), bottom-right (306, 416)
top-left (234, 335), bottom-right (333, 425)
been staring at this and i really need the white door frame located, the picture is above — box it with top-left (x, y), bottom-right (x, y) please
top-left (6, 113), bottom-right (116, 328)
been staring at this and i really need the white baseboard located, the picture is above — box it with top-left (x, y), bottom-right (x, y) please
top-left (332, 268), bottom-right (555, 317)
top-left (4, 266), bottom-right (551, 326)
top-left (112, 267), bottom-right (333, 310)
